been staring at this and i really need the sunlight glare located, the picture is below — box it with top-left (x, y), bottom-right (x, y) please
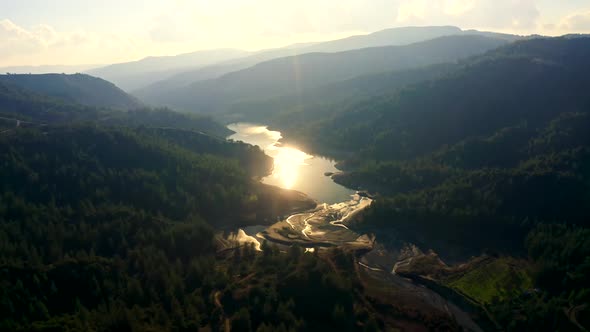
top-left (271, 146), bottom-right (311, 189)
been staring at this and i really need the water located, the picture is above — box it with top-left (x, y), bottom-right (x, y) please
top-left (228, 123), bottom-right (354, 204)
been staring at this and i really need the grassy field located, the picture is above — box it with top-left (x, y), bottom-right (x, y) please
top-left (445, 257), bottom-right (533, 305)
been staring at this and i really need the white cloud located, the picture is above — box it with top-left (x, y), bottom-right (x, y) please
top-left (444, 0), bottom-right (476, 16)
top-left (145, 0), bottom-right (399, 45)
top-left (396, 0), bottom-right (540, 31)
top-left (0, 19), bottom-right (145, 66)
top-left (560, 10), bottom-right (590, 32)
top-left (2, 1), bottom-right (590, 66)
top-left (0, 19), bottom-right (47, 57)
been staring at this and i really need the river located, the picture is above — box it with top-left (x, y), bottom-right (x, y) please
top-left (228, 123), bottom-right (354, 204)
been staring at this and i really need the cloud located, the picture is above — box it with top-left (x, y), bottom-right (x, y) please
top-left (146, 0), bottom-right (399, 45)
top-left (396, 0), bottom-right (540, 31)
top-left (149, 12), bottom-right (198, 42)
top-left (3, 1), bottom-right (588, 66)
top-left (0, 19), bottom-right (47, 57)
top-left (0, 19), bottom-right (143, 66)
top-left (443, 0), bottom-right (476, 16)
top-left (560, 11), bottom-right (590, 32)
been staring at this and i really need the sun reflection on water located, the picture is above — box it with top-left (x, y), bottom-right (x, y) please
top-left (227, 123), bottom-right (312, 190)
top-left (228, 123), bottom-right (355, 203)
top-left (271, 146), bottom-right (311, 189)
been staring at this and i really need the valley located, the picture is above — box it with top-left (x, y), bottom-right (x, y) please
top-left (0, 18), bottom-right (589, 331)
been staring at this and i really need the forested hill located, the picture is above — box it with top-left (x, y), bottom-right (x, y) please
top-left (136, 35), bottom-right (508, 112)
top-left (0, 125), bottom-right (290, 225)
top-left (0, 74), bottom-right (141, 110)
top-left (0, 80), bottom-right (231, 137)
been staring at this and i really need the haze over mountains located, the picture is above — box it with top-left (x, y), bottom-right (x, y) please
top-left (85, 49), bottom-right (250, 91)
top-left (0, 73), bottom-right (141, 110)
top-left (137, 35), bottom-right (507, 113)
top-left (80, 26), bottom-right (521, 95)
top-left (143, 27), bottom-right (522, 97)
top-left (0, 64), bottom-right (99, 75)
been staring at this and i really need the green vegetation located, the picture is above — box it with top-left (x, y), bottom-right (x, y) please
top-left (0, 80), bottom-right (231, 137)
top-left (0, 125), bottom-right (357, 331)
top-left (446, 258), bottom-right (533, 305)
top-left (487, 225), bottom-right (590, 331)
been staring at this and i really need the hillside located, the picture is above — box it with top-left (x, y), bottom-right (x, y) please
top-left (87, 49), bottom-right (249, 91)
top-left (224, 63), bottom-right (457, 123)
top-left (0, 74), bottom-right (141, 110)
top-left (0, 80), bottom-right (231, 137)
top-left (276, 37), bottom-right (590, 160)
top-left (138, 35), bottom-right (508, 112)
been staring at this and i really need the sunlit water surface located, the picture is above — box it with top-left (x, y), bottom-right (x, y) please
top-left (228, 123), bottom-right (354, 204)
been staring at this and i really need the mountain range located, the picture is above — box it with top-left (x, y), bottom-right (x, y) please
top-left (85, 48), bottom-right (249, 91)
top-left (131, 26), bottom-right (522, 97)
top-left (136, 35), bottom-right (508, 113)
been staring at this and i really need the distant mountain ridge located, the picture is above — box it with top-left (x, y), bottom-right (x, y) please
top-left (136, 35), bottom-right (508, 113)
top-left (86, 49), bottom-right (250, 91)
top-left (134, 26), bottom-right (522, 97)
top-left (0, 64), bottom-right (100, 75)
top-left (0, 73), bottom-right (141, 110)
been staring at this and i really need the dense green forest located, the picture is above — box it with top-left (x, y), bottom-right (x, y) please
top-left (0, 126), bottom-right (357, 331)
top-left (0, 125), bottom-right (455, 331)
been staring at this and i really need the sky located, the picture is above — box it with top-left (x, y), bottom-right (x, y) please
top-left (1, 0), bottom-right (590, 67)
